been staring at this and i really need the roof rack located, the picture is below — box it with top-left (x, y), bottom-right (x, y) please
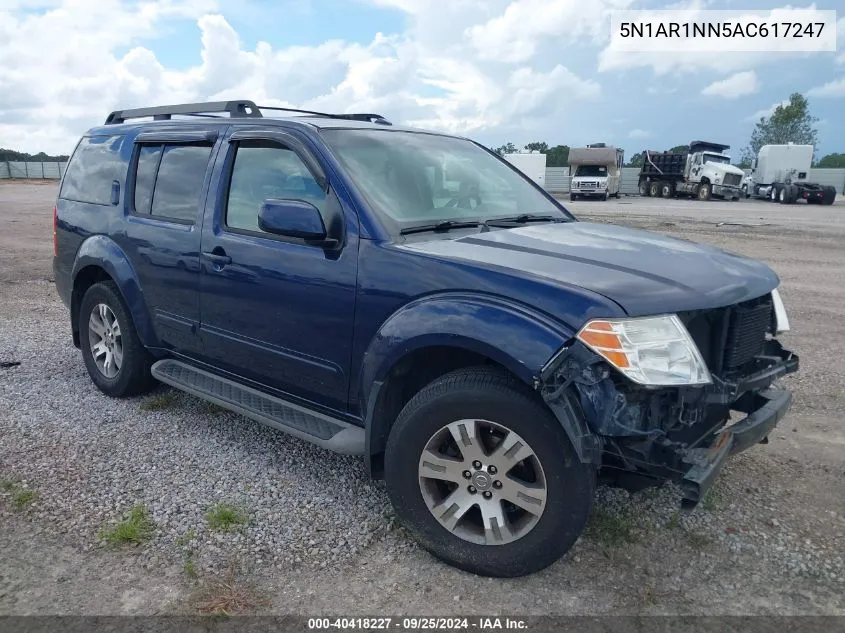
top-left (105, 100), bottom-right (392, 125)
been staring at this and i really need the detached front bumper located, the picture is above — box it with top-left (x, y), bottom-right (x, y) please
top-left (540, 339), bottom-right (798, 506)
top-left (680, 387), bottom-right (791, 506)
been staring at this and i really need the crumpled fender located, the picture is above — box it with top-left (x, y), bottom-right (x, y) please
top-left (71, 235), bottom-right (157, 348)
top-left (359, 292), bottom-right (575, 400)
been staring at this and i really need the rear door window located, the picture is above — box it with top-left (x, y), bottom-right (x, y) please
top-left (131, 143), bottom-right (212, 223)
top-left (60, 135), bottom-right (127, 205)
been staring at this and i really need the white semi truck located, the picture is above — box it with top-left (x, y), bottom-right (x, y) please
top-left (742, 144), bottom-right (837, 205)
top-left (638, 141), bottom-right (745, 201)
top-left (568, 143), bottom-right (624, 201)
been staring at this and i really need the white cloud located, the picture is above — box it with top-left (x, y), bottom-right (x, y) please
top-left (745, 99), bottom-right (788, 122)
top-left (807, 78), bottom-right (845, 98)
top-left (0, 0), bottom-right (606, 153)
top-left (701, 71), bottom-right (760, 100)
top-left (628, 128), bottom-right (650, 139)
top-left (466, 0), bottom-right (632, 63)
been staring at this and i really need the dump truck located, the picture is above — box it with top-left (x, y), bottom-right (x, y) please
top-left (568, 143), bottom-right (624, 201)
top-left (638, 141), bottom-right (745, 201)
top-left (743, 144), bottom-right (836, 205)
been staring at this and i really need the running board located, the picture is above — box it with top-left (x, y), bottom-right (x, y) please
top-left (151, 359), bottom-right (364, 455)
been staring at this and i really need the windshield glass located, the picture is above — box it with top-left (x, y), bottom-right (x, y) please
top-left (702, 153), bottom-right (730, 165)
top-left (574, 165), bottom-right (608, 177)
top-left (321, 129), bottom-right (569, 231)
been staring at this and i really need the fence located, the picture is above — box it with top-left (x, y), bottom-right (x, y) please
top-left (544, 166), bottom-right (845, 194)
top-left (0, 161), bottom-right (68, 180)
top-left (2, 159), bottom-right (844, 194)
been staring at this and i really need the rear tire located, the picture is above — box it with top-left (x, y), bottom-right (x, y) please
top-left (649, 181), bottom-right (660, 197)
top-left (79, 282), bottom-right (155, 397)
top-left (639, 180), bottom-right (650, 197)
top-left (660, 181), bottom-right (675, 198)
top-left (384, 367), bottom-right (595, 577)
top-left (822, 185), bottom-right (837, 206)
top-left (771, 185), bottom-right (780, 202)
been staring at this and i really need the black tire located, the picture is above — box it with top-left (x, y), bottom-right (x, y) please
top-left (648, 181), bottom-right (660, 198)
top-left (569, 193), bottom-right (577, 202)
top-left (741, 184), bottom-right (748, 199)
top-left (639, 180), bottom-right (650, 197)
top-left (785, 184), bottom-right (798, 204)
top-left (771, 185), bottom-right (780, 202)
top-left (79, 281), bottom-right (155, 397)
top-left (822, 185), bottom-right (837, 206)
top-left (384, 367), bottom-right (595, 577)
top-left (660, 181), bottom-right (675, 198)
top-left (697, 182), bottom-right (712, 201)
top-left (601, 192), bottom-right (608, 201)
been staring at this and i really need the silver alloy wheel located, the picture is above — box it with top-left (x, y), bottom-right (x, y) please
top-left (418, 418), bottom-right (547, 546)
top-left (88, 303), bottom-right (123, 378)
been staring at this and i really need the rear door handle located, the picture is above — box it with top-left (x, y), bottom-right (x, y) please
top-left (202, 251), bottom-right (232, 267)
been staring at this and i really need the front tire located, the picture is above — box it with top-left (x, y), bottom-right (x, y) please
top-left (384, 367), bottom-right (595, 577)
top-left (697, 182), bottom-right (712, 201)
top-left (79, 281), bottom-right (155, 397)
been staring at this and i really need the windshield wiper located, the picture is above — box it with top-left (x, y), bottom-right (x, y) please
top-left (399, 220), bottom-right (482, 236)
top-left (483, 214), bottom-right (563, 228)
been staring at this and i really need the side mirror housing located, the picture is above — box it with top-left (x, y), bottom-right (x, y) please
top-left (258, 199), bottom-right (336, 247)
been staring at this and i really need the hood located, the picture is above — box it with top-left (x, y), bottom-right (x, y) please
top-left (401, 222), bottom-right (778, 315)
top-left (710, 163), bottom-right (745, 177)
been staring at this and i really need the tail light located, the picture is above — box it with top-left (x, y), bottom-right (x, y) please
top-left (53, 205), bottom-right (58, 257)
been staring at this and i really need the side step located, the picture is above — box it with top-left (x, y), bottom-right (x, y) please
top-left (151, 359), bottom-right (365, 455)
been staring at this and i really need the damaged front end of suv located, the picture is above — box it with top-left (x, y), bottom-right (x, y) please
top-left (539, 289), bottom-right (799, 507)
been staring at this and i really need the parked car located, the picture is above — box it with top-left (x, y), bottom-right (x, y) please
top-left (54, 100), bottom-right (798, 577)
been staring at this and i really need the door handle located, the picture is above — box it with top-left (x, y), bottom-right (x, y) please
top-left (202, 251), bottom-right (232, 267)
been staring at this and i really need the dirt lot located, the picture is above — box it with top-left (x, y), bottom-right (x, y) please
top-left (1, 182), bottom-right (844, 616)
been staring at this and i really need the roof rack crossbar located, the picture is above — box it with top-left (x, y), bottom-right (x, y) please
top-left (105, 100), bottom-right (263, 124)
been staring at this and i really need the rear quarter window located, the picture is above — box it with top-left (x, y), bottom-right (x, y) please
top-left (60, 135), bottom-right (127, 205)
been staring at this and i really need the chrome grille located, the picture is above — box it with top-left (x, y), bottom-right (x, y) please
top-left (722, 173), bottom-right (742, 187)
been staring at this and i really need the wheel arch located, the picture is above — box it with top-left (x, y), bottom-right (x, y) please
top-left (359, 294), bottom-right (574, 478)
top-left (71, 235), bottom-right (156, 349)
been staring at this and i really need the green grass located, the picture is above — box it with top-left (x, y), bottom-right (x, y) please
top-left (585, 509), bottom-right (640, 548)
top-left (184, 557), bottom-right (198, 580)
top-left (683, 531), bottom-right (713, 549)
top-left (0, 477), bottom-right (15, 492)
top-left (176, 529), bottom-right (197, 547)
top-left (666, 511), bottom-right (681, 530)
top-left (12, 488), bottom-right (38, 509)
top-left (205, 503), bottom-right (248, 532)
top-left (99, 504), bottom-right (156, 545)
top-left (139, 390), bottom-right (179, 412)
top-left (701, 486), bottom-right (724, 511)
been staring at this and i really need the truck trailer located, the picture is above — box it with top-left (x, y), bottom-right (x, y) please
top-left (503, 150), bottom-right (547, 188)
top-left (742, 144), bottom-right (836, 205)
top-left (568, 143), bottom-right (624, 201)
top-left (638, 141), bottom-right (745, 201)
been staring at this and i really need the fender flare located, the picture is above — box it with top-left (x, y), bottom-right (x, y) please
top-left (71, 235), bottom-right (157, 348)
top-left (359, 293), bottom-right (579, 471)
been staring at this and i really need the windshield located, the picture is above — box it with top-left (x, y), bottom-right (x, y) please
top-left (321, 129), bottom-right (569, 231)
top-left (574, 165), bottom-right (608, 177)
top-left (702, 153), bottom-right (730, 165)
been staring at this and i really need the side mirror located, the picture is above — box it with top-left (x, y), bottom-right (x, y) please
top-left (258, 199), bottom-right (335, 246)
top-left (750, 159), bottom-right (757, 171)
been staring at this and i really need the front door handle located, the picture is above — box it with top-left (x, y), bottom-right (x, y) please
top-left (202, 250), bottom-right (232, 267)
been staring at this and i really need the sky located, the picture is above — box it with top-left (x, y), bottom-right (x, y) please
top-left (0, 0), bottom-right (843, 160)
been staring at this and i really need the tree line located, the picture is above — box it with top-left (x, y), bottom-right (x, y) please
top-left (494, 93), bottom-right (844, 169)
top-left (1, 148), bottom-right (70, 162)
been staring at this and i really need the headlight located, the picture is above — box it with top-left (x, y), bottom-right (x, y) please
top-left (577, 315), bottom-right (711, 386)
top-left (599, 182), bottom-right (607, 189)
top-left (771, 288), bottom-right (790, 333)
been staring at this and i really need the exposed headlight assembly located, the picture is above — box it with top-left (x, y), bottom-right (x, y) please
top-left (577, 315), bottom-right (711, 386)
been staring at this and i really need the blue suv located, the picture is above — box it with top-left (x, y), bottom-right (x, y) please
top-left (54, 100), bottom-right (798, 577)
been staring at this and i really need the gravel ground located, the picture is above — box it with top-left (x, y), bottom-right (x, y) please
top-left (1, 183), bottom-right (845, 615)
